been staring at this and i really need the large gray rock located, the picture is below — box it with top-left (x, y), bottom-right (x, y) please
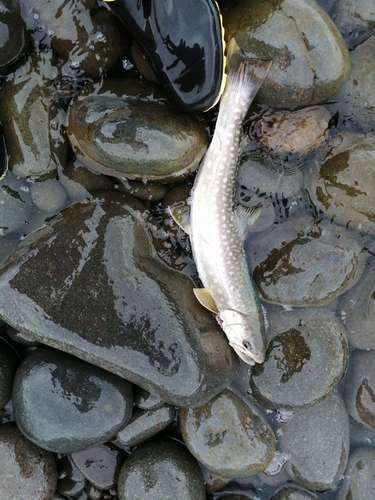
top-left (0, 191), bottom-right (239, 407)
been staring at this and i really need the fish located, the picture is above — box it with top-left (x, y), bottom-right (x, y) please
top-left (170, 38), bottom-right (271, 365)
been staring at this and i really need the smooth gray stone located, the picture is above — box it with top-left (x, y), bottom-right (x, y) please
top-left (116, 404), bottom-right (175, 447)
top-left (0, 422), bottom-right (57, 500)
top-left (12, 346), bottom-right (133, 454)
top-left (250, 307), bottom-right (348, 410)
top-left (117, 438), bottom-right (206, 500)
top-left (336, 447), bottom-right (375, 500)
top-left (0, 192), bottom-right (238, 407)
top-left (134, 388), bottom-right (164, 411)
top-left (278, 391), bottom-right (350, 491)
top-left (271, 484), bottom-right (321, 499)
top-left (180, 389), bottom-right (276, 479)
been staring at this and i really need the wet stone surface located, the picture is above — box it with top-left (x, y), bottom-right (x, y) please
top-left (223, 0), bottom-right (350, 108)
top-left (179, 389), bottom-right (276, 478)
top-left (278, 391), bottom-right (350, 491)
top-left (117, 437), bottom-right (206, 500)
top-left (67, 78), bottom-right (209, 182)
top-left (12, 346), bottom-right (134, 454)
top-left (336, 446), bottom-right (375, 500)
top-left (246, 214), bottom-right (366, 306)
top-left (0, 422), bottom-right (57, 500)
top-left (0, 337), bottom-right (19, 409)
top-left (250, 306), bottom-right (348, 410)
top-left (345, 349), bottom-right (375, 429)
top-left (0, 191), bottom-right (239, 407)
top-left (271, 484), bottom-right (321, 499)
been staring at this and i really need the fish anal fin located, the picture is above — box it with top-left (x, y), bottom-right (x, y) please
top-left (235, 205), bottom-right (261, 241)
top-left (193, 288), bottom-right (218, 314)
top-left (168, 205), bottom-right (191, 235)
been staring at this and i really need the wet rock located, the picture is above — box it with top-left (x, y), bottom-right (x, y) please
top-left (305, 137), bottom-right (375, 234)
top-left (117, 437), bottom-right (205, 500)
top-left (349, 415), bottom-right (375, 448)
top-left (331, 0), bottom-right (375, 50)
top-left (71, 442), bottom-right (127, 490)
top-left (116, 403), bottom-right (175, 447)
top-left (247, 214), bottom-right (366, 306)
top-left (336, 446), bottom-right (375, 500)
top-left (0, 172), bottom-right (33, 236)
top-left (67, 78), bottom-right (208, 182)
top-left (56, 454), bottom-right (86, 497)
top-left (223, 0), bottom-right (350, 109)
top-left (0, 336), bottom-right (19, 408)
top-left (0, 422), bottom-right (57, 500)
top-left (0, 49), bottom-right (68, 179)
top-left (59, 160), bottom-right (114, 204)
top-left (328, 35), bottom-right (375, 132)
top-left (19, 0), bottom-right (129, 81)
top-left (6, 325), bottom-right (40, 346)
top-left (0, 191), bottom-right (239, 407)
top-left (30, 179), bottom-right (67, 213)
top-left (338, 255), bottom-right (375, 349)
top-left (179, 389), bottom-right (276, 478)
top-left (0, 1), bottom-right (28, 74)
top-left (345, 349), bottom-right (375, 429)
top-left (271, 484), bottom-right (321, 499)
top-left (12, 346), bottom-right (134, 454)
top-left (278, 391), bottom-right (350, 491)
top-left (214, 495), bottom-right (257, 500)
top-left (134, 388), bottom-right (164, 410)
top-left (250, 307), bottom-right (348, 410)
top-left (117, 179), bottom-right (169, 202)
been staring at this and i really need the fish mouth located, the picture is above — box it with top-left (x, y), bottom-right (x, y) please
top-left (228, 341), bottom-right (262, 366)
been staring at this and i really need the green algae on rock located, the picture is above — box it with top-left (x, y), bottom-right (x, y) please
top-left (67, 78), bottom-right (209, 182)
top-left (0, 191), bottom-right (238, 407)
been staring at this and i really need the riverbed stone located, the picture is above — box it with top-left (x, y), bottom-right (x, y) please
top-left (305, 137), bottom-right (375, 234)
top-left (179, 389), bottom-right (276, 478)
top-left (117, 437), bottom-right (206, 500)
top-left (0, 49), bottom-right (69, 179)
top-left (246, 214), bottom-right (366, 306)
top-left (0, 422), bottom-right (57, 500)
top-left (271, 484), bottom-right (321, 499)
top-left (0, 0), bottom-right (28, 74)
top-left (0, 191), bottom-right (239, 407)
top-left (0, 336), bottom-right (19, 408)
top-left (331, 0), bottom-right (375, 50)
top-left (345, 349), bottom-right (375, 429)
top-left (67, 78), bottom-right (208, 182)
top-left (249, 307), bottom-right (348, 410)
top-left (223, 0), bottom-right (350, 109)
top-left (0, 172), bottom-right (33, 236)
top-left (12, 346), bottom-right (134, 454)
top-left (278, 391), bottom-right (350, 491)
top-left (336, 446), bottom-right (375, 500)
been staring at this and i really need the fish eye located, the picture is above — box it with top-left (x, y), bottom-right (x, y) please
top-left (243, 340), bottom-right (253, 351)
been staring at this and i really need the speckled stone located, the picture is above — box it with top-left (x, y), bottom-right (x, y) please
top-left (278, 391), bottom-right (350, 491)
top-left (336, 446), bottom-right (375, 500)
top-left (179, 389), bottom-right (276, 478)
top-left (0, 192), bottom-right (238, 407)
top-left (345, 349), bottom-right (375, 429)
top-left (117, 403), bottom-right (176, 447)
top-left (12, 346), bottom-right (134, 454)
top-left (250, 307), bottom-right (348, 410)
top-left (0, 422), bottom-right (57, 500)
top-left (117, 438), bottom-right (206, 500)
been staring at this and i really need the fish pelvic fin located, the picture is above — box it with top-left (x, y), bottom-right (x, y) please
top-left (223, 38), bottom-right (272, 110)
top-left (235, 205), bottom-right (261, 241)
top-left (168, 205), bottom-right (191, 235)
top-left (193, 288), bottom-right (219, 314)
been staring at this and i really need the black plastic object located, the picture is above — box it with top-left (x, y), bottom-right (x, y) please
top-left (105, 0), bottom-right (225, 113)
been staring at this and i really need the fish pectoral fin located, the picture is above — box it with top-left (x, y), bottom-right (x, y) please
top-left (193, 288), bottom-right (219, 314)
top-left (168, 205), bottom-right (191, 235)
top-left (235, 204), bottom-right (261, 241)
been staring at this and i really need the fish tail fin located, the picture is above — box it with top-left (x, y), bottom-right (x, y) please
top-left (223, 38), bottom-right (272, 109)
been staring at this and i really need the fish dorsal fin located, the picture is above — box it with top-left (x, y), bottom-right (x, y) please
top-left (235, 205), bottom-right (261, 241)
top-left (168, 205), bottom-right (191, 235)
top-left (193, 288), bottom-right (218, 314)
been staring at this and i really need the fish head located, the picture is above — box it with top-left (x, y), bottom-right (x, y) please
top-left (220, 309), bottom-right (265, 366)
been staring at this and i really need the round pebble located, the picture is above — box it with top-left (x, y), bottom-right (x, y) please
top-left (278, 391), bottom-right (350, 491)
top-left (180, 389), bottom-right (276, 478)
top-left (117, 437), bottom-right (206, 500)
top-left (271, 484), bottom-right (321, 499)
top-left (12, 346), bottom-right (133, 454)
top-left (0, 422), bottom-right (57, 500)
top-left (30, 179), bottom-right (67, 212)
top-left (250, 307), bottom-right (348, 410)
top-left (336, 446), bottom-right (375, 500)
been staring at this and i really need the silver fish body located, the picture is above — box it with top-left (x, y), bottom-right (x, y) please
top-left (189, 39), bottom-right (271, 365)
